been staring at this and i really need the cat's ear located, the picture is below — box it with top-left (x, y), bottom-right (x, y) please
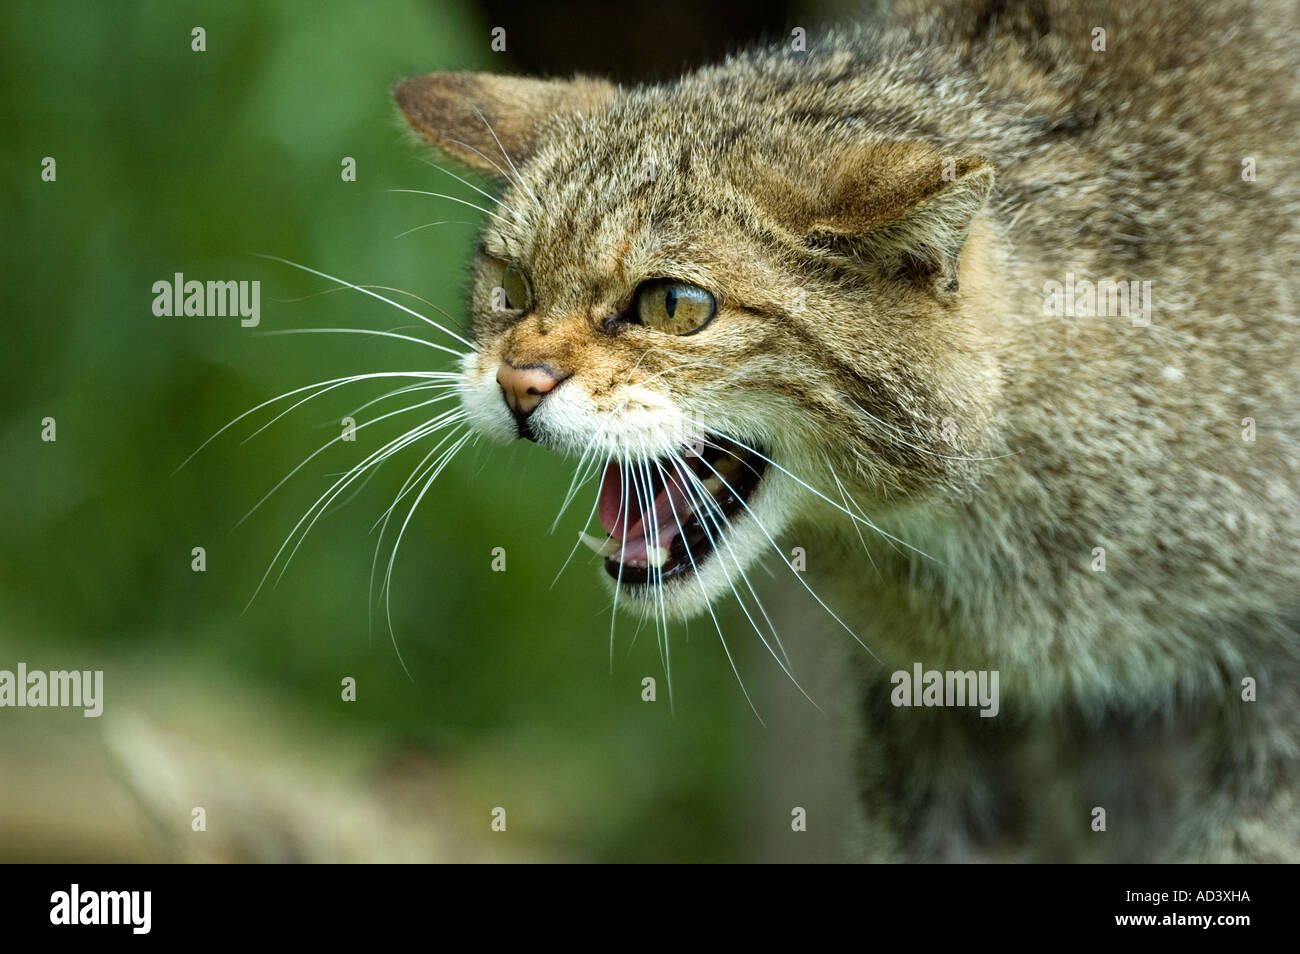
top-left (394, 71), bottom-right (618, 175)
top-left (766, 142), bottom-right (994, 292)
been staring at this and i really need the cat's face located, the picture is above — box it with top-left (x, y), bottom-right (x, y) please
top-left (396, 70), bottom-right (1003, 618)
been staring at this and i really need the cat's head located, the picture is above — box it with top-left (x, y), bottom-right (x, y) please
top-left (395, 67), bottom-right (1003, 618)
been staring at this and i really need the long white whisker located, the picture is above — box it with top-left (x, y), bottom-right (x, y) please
top-left (665, 454), bottom-right (796, 674)
top-left (386, 188), bottom-right (511, 226)
top-left (370, 425), bottom-right (470, 533)
top-left (630, 449), bottom-right (672, 708)
top-left (663, 454), bottom-right (818, 708)
top-left (345, 381), bottom-right (460, 421)
top-left (367, 428), bottom-right (469, 652)
top-left (609, 457), bottom-right (631, 674)
top-left (421, 159), bottom-right (525, 222)
top-left (845, 397), bottom-right (1016, 463)
top-left (710, 433), bottom-right (941, 565)
top-left (254, 253), bottom-right (477, 351)
top-left (268, 412), bottom-right (465, 587)
top-left (829, 466), bottom-right (884, 582)
top-left (445, 137), bottom-right (512, 182)
top-left (551, 413), bottom-right (614, 533)
top-left (259, 327), bottom-right (465, 359)
top-left (381, 429), bottom-right (472, 679)
top-left (244, 410), bottom-right (463, 610)
top-left (392, 219), bottom-right (477, 240)
top-left (235, 395), bottom-right (458, 528)
top-left (549, 480), bottom-right (604, 590)
top-left (243, 375), bottom-right (459, 445)
top-left (174, 371), bottom-right (449, 474)
top-left (651, 455), bottom-right (774, 719)
top-left (640, 453), bottom-right (675, 712)
top-left (693, 443), bottom-right (882, 663)
top-left (470, 105), bottom-right (540, 205)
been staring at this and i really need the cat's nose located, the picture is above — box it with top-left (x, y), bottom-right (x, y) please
top-left (496, 362), bottom-right (565, 419)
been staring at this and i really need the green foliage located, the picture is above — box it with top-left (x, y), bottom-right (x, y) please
top-left (0, 0), bottom-right (755, 862)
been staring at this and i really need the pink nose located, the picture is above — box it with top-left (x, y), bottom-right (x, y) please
top-left (496, 363), bottom-right (564, 417)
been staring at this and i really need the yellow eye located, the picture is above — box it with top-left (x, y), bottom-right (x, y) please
top-left (634, 280), bottom-right (716, 335)
top-left (502, 264), bottom-right (533, 311)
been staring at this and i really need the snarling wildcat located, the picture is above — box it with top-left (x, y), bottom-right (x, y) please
top-left (392, 0), bottom-right (1300, 861)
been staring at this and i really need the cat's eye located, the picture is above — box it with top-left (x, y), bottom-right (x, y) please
top-left (634, 279), bottom-right (716, 335)
top-left (502, 264), bottom-right (533, 311)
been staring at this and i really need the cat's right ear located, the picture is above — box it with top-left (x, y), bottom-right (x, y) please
top-left (394, 71), bottom-right (618, 175)
top-left (753, 141), bottom-right (995, 294)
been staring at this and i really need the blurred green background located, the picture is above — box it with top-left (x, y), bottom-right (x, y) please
top-left (0, 0), bottom-right (858, 862)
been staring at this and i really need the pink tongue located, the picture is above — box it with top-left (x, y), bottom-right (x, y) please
top-left (597, 461), bottom-right (692, 562)
top-left (598, 461), bottom-right (626, 536)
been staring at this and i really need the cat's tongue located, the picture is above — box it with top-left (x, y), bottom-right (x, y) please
top-left (595, 461), bottom-right (690, 566)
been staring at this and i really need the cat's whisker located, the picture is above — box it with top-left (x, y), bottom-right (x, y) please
top-left (379, 428), bottom-right (473, 679)
top-left (369, 425), bottom-right (470, 533)
top-left (548, 476), bottom-right (604, 591)
top-left (387, 188), bottom-right (512, 227)
top-left (244, 410), bottom-right (465, 611)
top-left (608, 456), bottom-right (631, 675)
top-left (444, 137), bottom-right (513, 185)
top-left (259, 326), bottom-right (466, 360)
top-left (254, 253), bottom-right (477, 351)
top-left (649, 452), bottom-right (765, 721)
top-left (317, 456), bottom-right (386, 515)
top-left (708, 432), bottom-right (942, 566)
top-left (174, 371), bottom-right (449, 474)
top-left (549, 433), bottom-right (621, 589)
top-left (550, 398), bottom-right (635, 533)
top-left (632, 446), bottom-right (673, 710)
top-left (469, 105), bottom-right (541, 205)
top-left (268, 413), bottom-right (465, 588)
top-left (244, 374), bottom-right (460, 445)
top-left (333, 283), bottom-right (470, 332)
top-left (663, 454), bottom-right (820, 704)
top-left (693, 440), bottom-right (881, 664)
top-left (345, 380), bottom-right (460, 421)
top-left (392, 219), bottom-right (478, 240)
top-left (829, 466), bottom-right (884, 582)
top-left (368, 427), bottom-right (474, 648)
top-left (235, 395), bottom-right (459, 528)
top-left (661, 454), bottom-right (811, 710)
top-left (420, 159), bottom-right (526, 223)
top-left (271, 283), bottom-right (467, 332)
top-left (550, 412), bottom-right (615, 534)
top-left (844, 397), bottom-right (1017, 463)
top-left (664, 452), bottom-right (797, 676)
top-left (820, 454), bottom-right (905, 561)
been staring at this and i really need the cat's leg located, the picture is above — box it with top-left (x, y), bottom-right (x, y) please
top-left (1163, 678), bottom-right (1300, 862)
top-left (853, 667), bottom-right (1033, 862)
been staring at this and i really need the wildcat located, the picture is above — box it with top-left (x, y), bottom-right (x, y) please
top-left (392, 0), bottom-right (1299, 861)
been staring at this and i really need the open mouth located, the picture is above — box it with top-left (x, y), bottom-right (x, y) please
top-left (581, 435), bottom-right (767, 585)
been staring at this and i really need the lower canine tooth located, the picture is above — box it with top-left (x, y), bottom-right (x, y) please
top-left (579, 531), bottom-right (622, 557)
top-left (645, 545), bottom-right (671, 569)
top-left (701, 475), bottom-right (724, 494)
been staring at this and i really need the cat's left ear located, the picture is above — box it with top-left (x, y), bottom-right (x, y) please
top-left (394, 71), bottom-right (618, 175)
top-left (763, 141), bottom-right (995, 293)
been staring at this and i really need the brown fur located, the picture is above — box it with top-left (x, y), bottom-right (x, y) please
top-left (396, 0), bottom-right (1300, 861)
